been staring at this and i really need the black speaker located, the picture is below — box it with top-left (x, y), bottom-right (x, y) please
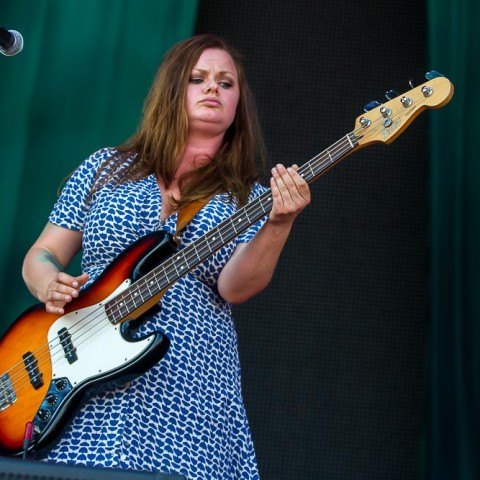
top-left (0, 457), bottom-right (186, 480)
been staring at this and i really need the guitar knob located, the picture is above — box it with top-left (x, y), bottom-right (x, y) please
top-left (55, 378), bottom-right (68, 391)
top-left (37, 409), bottom-right (51, 422)
top-left (46, 393), bottom-right (58, 406)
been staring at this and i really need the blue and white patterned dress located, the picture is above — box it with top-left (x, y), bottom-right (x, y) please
top-left (39, 148), bottom-right (267, 480)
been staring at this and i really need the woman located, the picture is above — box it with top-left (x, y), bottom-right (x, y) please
top-left (23, 34), bottom-right (310, 479)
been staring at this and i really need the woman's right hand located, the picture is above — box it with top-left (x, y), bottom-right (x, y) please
top-left (44, 272), bottom-right (90, 314)
top-left (22, 223), bottom-right (86, 315)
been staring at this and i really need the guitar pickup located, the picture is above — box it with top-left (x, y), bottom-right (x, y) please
top-left (22, 352), bottom-right (44, 389)
top-left (58, 327), bottom-right (78, 364)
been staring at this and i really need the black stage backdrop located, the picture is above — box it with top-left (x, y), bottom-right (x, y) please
top-left (196, 1), bottom-right (429, 479)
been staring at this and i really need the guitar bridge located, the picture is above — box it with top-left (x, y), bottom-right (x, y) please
top-left (0, 373), bottom-right (16, 411)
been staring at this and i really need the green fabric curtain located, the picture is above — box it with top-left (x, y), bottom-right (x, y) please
top-left (0, 0), bottom-right (198, 335)
top-left (427, 0), bottom-right (480, 478)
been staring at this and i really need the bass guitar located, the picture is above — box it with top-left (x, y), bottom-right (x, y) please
top-left (0, 73), bottom-right (454, 455)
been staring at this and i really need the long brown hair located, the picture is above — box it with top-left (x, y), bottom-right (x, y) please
top-left (89, 33), bottom-right (266, 208)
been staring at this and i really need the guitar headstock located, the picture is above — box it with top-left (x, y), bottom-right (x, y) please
top-left (354, 73), bottom-right (454, 147)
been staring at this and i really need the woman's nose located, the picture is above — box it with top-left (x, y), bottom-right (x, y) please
top-left (203, 80), bottom-right (219, 94)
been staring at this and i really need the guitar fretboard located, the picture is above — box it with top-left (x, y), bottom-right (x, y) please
top-left (105, 132), bottom-right (359, 324)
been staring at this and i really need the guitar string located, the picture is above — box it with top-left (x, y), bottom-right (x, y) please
top-left (147, 83), bottom-right (427, 287)
top-left (1, 86), bottom-right (429, 408)
top-left (66, 84), bottom-right (425, 353)
top-left (96, 84), bottom-right (430, 330)
top-left (0, 89), bottom-right (419, 404)
top-left (99, 135), bottom-right (356, 322)
top-left (0, 89), bottom-right (419, 403)
top-left (2, 131), bottom-right (364, 399)
top-left (0, 147), bottom-right (356, 404)
top-left (0, 143), bottom-right (343, 403)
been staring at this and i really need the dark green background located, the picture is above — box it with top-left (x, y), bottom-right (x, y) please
top-left (1, 0), bottom-right (478, 479)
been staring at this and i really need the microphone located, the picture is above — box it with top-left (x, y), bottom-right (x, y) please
top-left (0, 26), bottom-right (23, 56)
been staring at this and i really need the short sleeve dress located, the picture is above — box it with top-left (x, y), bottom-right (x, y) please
top-left (38, 148), bottom-right (268, 480)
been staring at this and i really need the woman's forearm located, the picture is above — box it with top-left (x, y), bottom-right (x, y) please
top-left (219, 164), bottom-right (310, 304)
top-left (22, 246), bottom-right (64, 302)
top-left (218, 218), bottom-right (295, 304)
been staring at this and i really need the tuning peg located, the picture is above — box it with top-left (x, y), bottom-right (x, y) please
top-left (364, 100), bottom-right (382, 112)
top-left (425, 70), bottom-right (445, 80)
top-left (408, 79), bottom-right (416, 88)
top-left (385, 90), bottom-right (399, 100)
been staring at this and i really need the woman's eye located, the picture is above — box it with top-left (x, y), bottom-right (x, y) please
top-left (219, 81), bottom-right (233, 89)
top-left (189, 77), bottom-right (203, 84)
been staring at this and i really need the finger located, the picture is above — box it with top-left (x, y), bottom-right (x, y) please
top-left (45, 300), bottom-right (66, 315)
top-left (74, 273), bottom-right (90, 288)
top-left (276, 164), bottom-right (304, 187)
top-left (56, 272), bottom-right (81, 288)
top-left (272, 165), bottom-right (294, 197)
top-left (274, 164), bottom-right (307, 208)
top-left (55, 272), bottom-right (88, 295)
top-left (48, 281), bottom-right (78, 299)
top-left (45, 285), bottom-right (76, 310)
top-left (46, 289), bottom-right (73, 305)
top-left (286, 166), bottom-right (310, 202)
top-left (270, 170), bottom-right (292, 213)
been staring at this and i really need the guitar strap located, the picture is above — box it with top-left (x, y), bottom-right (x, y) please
top-left (174, 196), bottom-right (213, 242)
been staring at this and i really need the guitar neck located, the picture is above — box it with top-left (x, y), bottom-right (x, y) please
top-left (147, 132), bottom-right (360, 287)
top-left (297, 132), bottom-right (359, 183)
top-left (104, 132), bottom-right (359, 325)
